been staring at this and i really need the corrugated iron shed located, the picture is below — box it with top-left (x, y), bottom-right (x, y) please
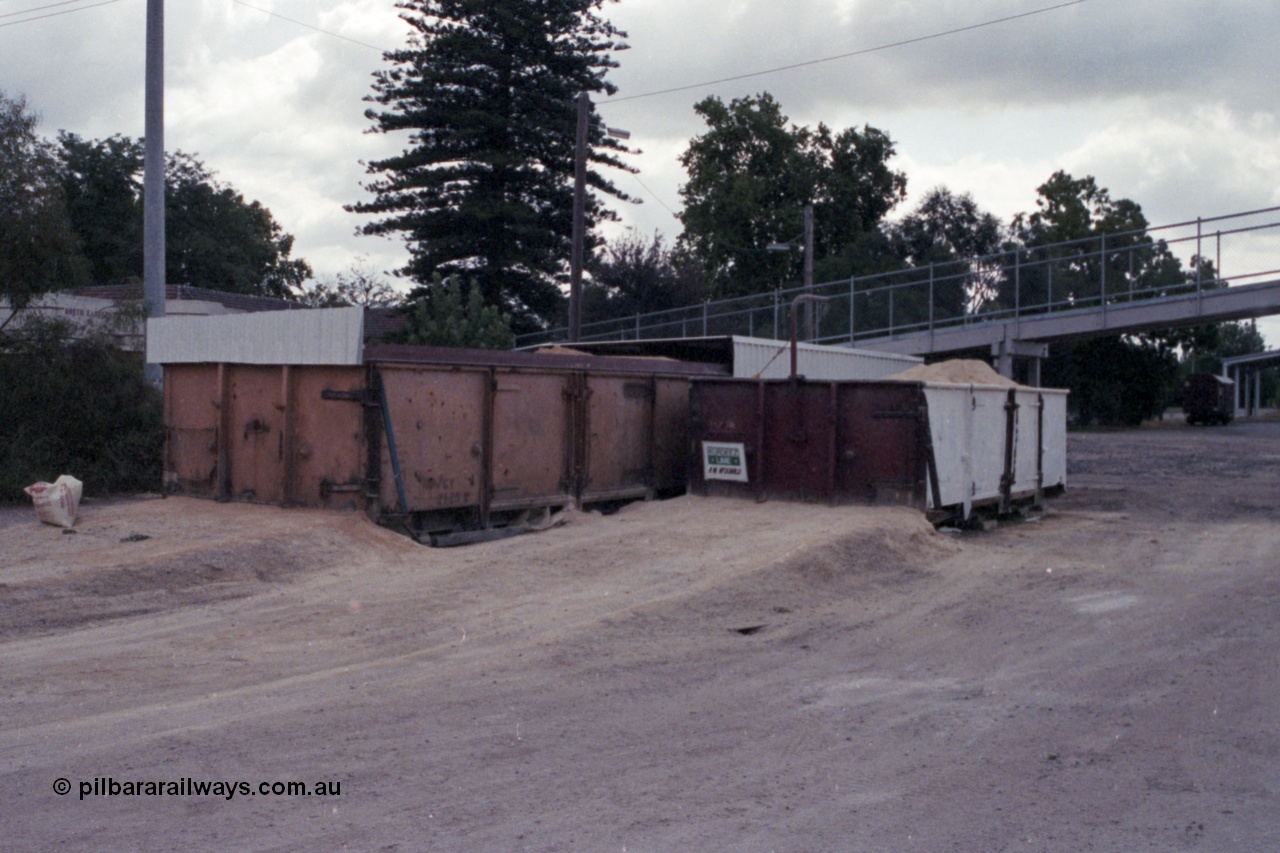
top-left (147, 307), bottom-right (365, 366)
top-left (534, 336), bottom-right (922, 380)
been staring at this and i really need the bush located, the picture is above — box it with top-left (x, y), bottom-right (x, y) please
top-left (0, 316), bottom-right (162, 501)
top-left (393, 275), bottom-right (515, 350)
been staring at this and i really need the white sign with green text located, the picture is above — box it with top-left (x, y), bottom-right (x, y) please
top-left (702, 441), bottom-right (749, 483)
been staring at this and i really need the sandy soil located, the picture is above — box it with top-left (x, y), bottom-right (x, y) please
top-left (1, 419), bottom-right (1278, 852)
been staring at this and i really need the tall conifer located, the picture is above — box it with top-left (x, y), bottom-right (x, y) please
top-left (351, 0), bottom-right (634, 332)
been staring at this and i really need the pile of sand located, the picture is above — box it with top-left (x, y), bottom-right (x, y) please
top-left (534, 345), bottom-right (593, 357)
top-left (885, 358), bottom-right (1019, 387)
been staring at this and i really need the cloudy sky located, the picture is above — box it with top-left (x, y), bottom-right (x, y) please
top-left (3, 0), bottom-right (1278, 339)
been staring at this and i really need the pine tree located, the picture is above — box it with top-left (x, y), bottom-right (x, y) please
top-left (350, 0), bottom-right (634, 333)
top-left (394, 275), bottom-right (515, 350)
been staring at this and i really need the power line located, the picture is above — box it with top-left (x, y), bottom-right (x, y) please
top-left (1, 0), bottom-right (91, 20)
top-left (0, 0), bottom-right (119, 28)
top-left (606, 0), bottom-right (1088, 104)
top-left (232, 0), bottom-right (388, 52)
top-left (630, 174), bottom-right (680, 219)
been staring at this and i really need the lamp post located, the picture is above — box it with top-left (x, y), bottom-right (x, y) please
top-left (143, 0), bottom-right (165, 385)
top-left (767, 204), bottom-right (815, 340)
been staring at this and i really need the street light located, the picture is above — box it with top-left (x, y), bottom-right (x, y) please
top-left (143, 0), bottom-right (165, 385)
top-left (767, 204), bottom-right (815, 339)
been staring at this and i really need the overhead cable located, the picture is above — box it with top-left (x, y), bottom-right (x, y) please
top-left (1, 0), bottom-right (92, 21)
top-left (606, 0), bottom-right (1088, 103)
top-left (232, 0), bottom-right (387, 52)
top-left (0, 0), bottom-right (119, 28)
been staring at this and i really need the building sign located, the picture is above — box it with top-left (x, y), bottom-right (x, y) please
top-left (702, 441), bottom-right (748, 483)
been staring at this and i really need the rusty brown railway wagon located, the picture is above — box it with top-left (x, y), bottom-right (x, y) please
top-left (688, 375), bottom-right (1067, 522)
top-left (689, 378), bottom-right (936, 510)
top-left (162, 345), bottom-right (725, 540)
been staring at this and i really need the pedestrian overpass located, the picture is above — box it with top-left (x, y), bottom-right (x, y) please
top-left (519, 206), bottom-right (1280, 388)
top-left (857, 275), bottom-right (1280, 385)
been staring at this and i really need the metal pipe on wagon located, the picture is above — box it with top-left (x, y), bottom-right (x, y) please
top-left (789, 294), bottom-right (829, 380)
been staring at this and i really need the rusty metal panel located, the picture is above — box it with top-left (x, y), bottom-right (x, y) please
top-left (287, 367), bottom-right (367, 509)
top-left (690, 378), bottom-right (930, 509)
top-left (490, 371), bottom-right (575, 511)
top-left (163, 363), bottom-right (220, 496)
top-left (225, 365), bottom-right (287, 504)
top-left (162, 348), bottom-right (707, 529)
top-left (689, 378), bottom-right (762, 500)
top-left (833, 383), bottom-right (928, 507)
top-left (378, 365), bottom-right (487, 513)
top-left (580, 374), bottom-right (657, 502)
top-left (651, 377), bottom-right (693, 492)
top-left (758, 382), bottom-right (837, 503)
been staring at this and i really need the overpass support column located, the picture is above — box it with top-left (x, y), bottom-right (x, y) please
top-left (1027, 356), bottom-right (1042, 388)
top-left (991, 340), bottom-right (1049, 386)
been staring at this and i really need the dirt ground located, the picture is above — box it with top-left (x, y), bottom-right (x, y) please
top-left (2, 417), bottom-right (1278, 852)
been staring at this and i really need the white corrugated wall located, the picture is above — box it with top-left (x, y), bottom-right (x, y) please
top-left (731, 336), bottom-right (920, 380)
top-left (146, 307), bottom-right (365, 366)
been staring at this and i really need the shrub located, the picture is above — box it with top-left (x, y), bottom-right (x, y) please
top-left (0, 316), bottom-right (162, 501)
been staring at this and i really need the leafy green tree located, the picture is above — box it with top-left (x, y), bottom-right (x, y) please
top-left (873, 187), bottom-right (1005, 327)
top-left (55, 132), bottom-right (311, 296)
top-left (0, 92), bottom-right (89, 318)
top-left (1010, 172), bottom-right (1222, 425)
top-left (165, 153), bottom-right (311, 297)
top-left (677, 92), bottom-right (906, 299)
top-left (1042, 335), bottom-right (1179, 427)
top-left (583, 231), bottom-right (709, 324)
top-left (295, 257), bottom-right (404, 308)
top-left (57, 132), bottom-right (144, 285)
top-left (350, 0), bottom-right (634, 332)
top-left (393, 275), bottom-right (515, 350)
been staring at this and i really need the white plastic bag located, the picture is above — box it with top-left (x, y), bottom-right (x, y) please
top-left (24, 475), bottom-right (84, 528)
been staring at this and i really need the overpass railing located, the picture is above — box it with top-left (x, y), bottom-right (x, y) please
top-left (516, 206), bottom-right (1280, 348)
